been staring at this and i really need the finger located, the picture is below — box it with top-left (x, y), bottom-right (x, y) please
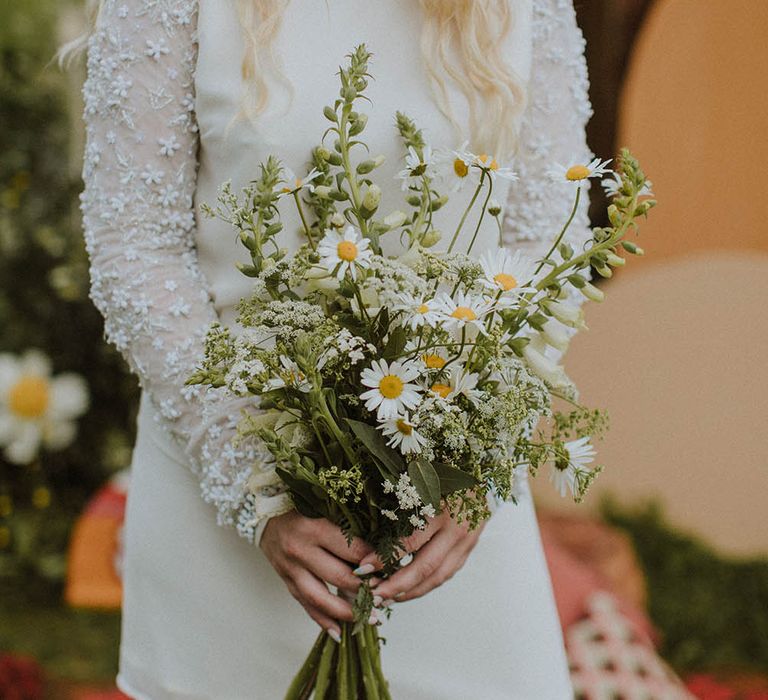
top-left (373, 528), bottom-right (457, 600)
top-left (358, 516), bottom-right (445, 572)
top-left (315, 520), bottom-right (373, 564)
top-left (286, 579), bottom-right (342, 639)
top-left (303, 548), bottom-right (363, 595)
top-left (294, 570), bottom-right (355, 623)
top-left (397, 549), bottom-right (468, 602)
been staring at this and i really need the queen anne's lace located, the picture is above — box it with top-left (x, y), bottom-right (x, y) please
top-left (81, 0), bottom-right (594, 545)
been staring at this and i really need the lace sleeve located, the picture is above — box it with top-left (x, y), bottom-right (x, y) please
top-left (80, 0), bottom-right (292, 544)
top-left (502, 0), bottom-right (595, 300)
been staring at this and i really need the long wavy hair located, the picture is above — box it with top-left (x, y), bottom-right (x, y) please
top-left (64, 0), bottom-right (527, 157)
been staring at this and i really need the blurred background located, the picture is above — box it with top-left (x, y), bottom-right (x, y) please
top-left (0, 1), bottom-right (766, 698)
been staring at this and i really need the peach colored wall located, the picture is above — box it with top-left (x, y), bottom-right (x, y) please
top-left (533, 1), bottom-right (768, 556)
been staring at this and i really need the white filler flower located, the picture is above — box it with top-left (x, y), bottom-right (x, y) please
top-left (0, 350), bottom-right (89, 465)
top-left (380, 414), bottom-right (428, 454)
top-left (550, 436), bottom-right (596, 498)
top-left (317, 225), bottom-right (373, 280)
top-left (479, 248), bottom-right (538, 302)
top-left (360, 359), bottom-right (422, 420)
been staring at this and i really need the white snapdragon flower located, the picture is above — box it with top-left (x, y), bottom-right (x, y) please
top-left (550, 436), bottom-right (596, 498)
top-left (435, 291), bottom-right (492, 335)
top-left (379, 414), bottom-right (428, 454)
top-left (547, 156), bottom-right (613, 188)
top-left (0, 350), bottom-right (89, 465)
top-left (479, 248), bottom-right (538, 304)
top-left (522, 343), bottom-right (570, 389)
top-left (317, 225), bottom-right (373, 280)
top-left (392, 292), bottom-right (441, 331)
top-left (279, 166), bottom-right (321, 196)
top-left (360, 359), bottom-right (422, 420)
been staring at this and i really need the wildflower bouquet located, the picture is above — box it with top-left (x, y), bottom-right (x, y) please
top-left (189, 45), bottom-right (655, 700)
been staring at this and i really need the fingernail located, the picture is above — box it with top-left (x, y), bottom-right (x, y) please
top-left (399, 553), bottom-right (414, 566)
top-left (353, 563), bottom-right (375, 576)
top-left (373, 595), bottom-right (383, 607)
top-left (327, 628), bottom-right (341, 644)
top-left (394, 592), bottom-right (406, 600)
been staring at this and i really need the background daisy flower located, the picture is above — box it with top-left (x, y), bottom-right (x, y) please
top-left (479, 248), bottom-right (538, 302)
top-left (279, 166), bottom-right (321, 196)
top-left (0, 350), bottom-right (89, 465)
top-left (317, 225), bottom-right (372, 280)
top-left (360, 359), bottom-right (422, 420)
top-left (392, 292), bottom-right (441, 331)
top-left (550, 436), bottom-right (596, 498)
top-left (396, 145), bottom-right (435, 190)
top-left (602, 171), bottom-right (654, 198)
top-left (547, 156), bottom-right (613, 187)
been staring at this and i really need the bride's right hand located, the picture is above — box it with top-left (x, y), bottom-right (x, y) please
top-left (260, 510), bottom-right (373, 635)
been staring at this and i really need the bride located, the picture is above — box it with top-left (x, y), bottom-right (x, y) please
top-left (79, 0), bottom-right (594, 697)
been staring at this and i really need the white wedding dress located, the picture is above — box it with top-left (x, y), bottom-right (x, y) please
top-left (81, 0), bottom-right (595, 697)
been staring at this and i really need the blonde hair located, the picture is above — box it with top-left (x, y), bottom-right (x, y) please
top-left (64, 0), bottom-right (528, 158)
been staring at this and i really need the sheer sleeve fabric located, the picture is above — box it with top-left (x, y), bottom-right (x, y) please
top-left (80, 0), bottom-right (291, 544)
top-left (502, 0), bottom-right (595, 308)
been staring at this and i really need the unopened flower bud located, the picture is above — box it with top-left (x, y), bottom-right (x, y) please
top-left (544, 300), bottom-right (585, 329)
top-left (330, 212), bottom-right (346, 228)
top-left (421, 229), bottom-right (442, 248)
top-left (594, 264), bottom-right (613, 278)
top-left (430, 195), bottom-right (449, 212)
top-left (621, 240), bottom-right (645, 256)
top-left (373, 155), bottom-right (386, 168)
top-left (605, 251), bottom-right (626, 267)
top-left (488, 199), bottom-right (503, 217)
top-left (313, 185), bottom-right (331, 198)
top-left (581, 281), bottom-right (605, 303)
top-left (362, 184), bottom-right (382, 211)
top-left (540, 319), bottom-right (571, 353)
top-left (384, 210), bottom-right (407, 229)
top-left (316, 147), bottom-right (331, 161)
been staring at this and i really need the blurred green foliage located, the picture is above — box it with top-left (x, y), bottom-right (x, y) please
top-left (603, 500), bottom-right (768, 674)
top-left (0, 0), bottom-right (139, 588)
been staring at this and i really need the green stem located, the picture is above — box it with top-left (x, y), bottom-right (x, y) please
top-left (367, 626), bottom-right (391, 700)
top-left (534, 187), bottom-right (581, 276)
top-left (465, 174), bottom-right (494, 256)
top-left (338, 107), bottom-right (374, 249)
top-left (293, 191), bottom-right (315, 250)
top-left (447, 172), bottom-right (486, 253)
top-left (314, 633), bottom-right (338, 699)
top-left (284, 630), bottom-right (325, 700)
top-left (356, 626), bottom-right (381, 700)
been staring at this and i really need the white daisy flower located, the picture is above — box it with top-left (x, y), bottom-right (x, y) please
top-left (392, 292), bottom-right (441, 331)
top-left (434, 141), bottom-right (473, 191)
top-left (379, 414), bottom-right (428, 454)
top-left (279, 166), bottom-right (322, 196)
top-left (435, 291), bottom-right (492, 335)
top-left (419, 352), bottom-right (448, 371)
top-left (317, 226), bottom-right (373, 281)
top-left (601, 171), bottom-right (654, 198)
top-left (360, 359), bottom-right (422, 420)
top-left (263, 356), bottom-right (311, 393)
top-left (479, 248), bottom-right (538, 303)
top-left (547, 157), bottom-right (613, 188)
top-left (447, 366), bottom-right (482, 403)
top-left (472, 152), bottom-right (518, 182)
top-left (396, 144), bottom-right (436, 190)
top-left (0, 350), bottom-right (89, 465)
top-left (550, 436), bottom-right (596, 498)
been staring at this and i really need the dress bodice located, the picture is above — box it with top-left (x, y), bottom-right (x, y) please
top-left (194, 0), bottom-right (533, 325)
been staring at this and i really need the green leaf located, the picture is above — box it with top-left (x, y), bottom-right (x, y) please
top-left (433, 461), bottom-right (479, 496)
top-left (345, 418), bottom-right (404, 480)
top-left (275, 467), bottom-right (324, 519)
top-left (408, 458), bottom-right (441, 508)
top-left (382, 326), bottom-right (407, 359)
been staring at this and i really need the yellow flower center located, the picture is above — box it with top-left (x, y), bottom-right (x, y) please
top-left (451, 306), bottom-right (477, 322)
top-left (453, 158), bottom-right (468, 178)
top-left (566, 164), bottom-right (590, 181)
top-left (494, 273), bottom-right (518, 291)
top-left (422, 354), bottom-right (446, 369)
top-left (337, 240), bottom-right (359, 262)
top-left (395, 419), bottom-right (413, 436)
top-left (281, 178), bottom-right (303, 193)
top-left (9, 376), bottom-right (50, 419)
top-left (430, 383), bottom-right (451, 399)
top-left (478, 154), bottom-right (499, 171)
top-left (417, 303), bottom-right (430, 315)
top-left (379, 375), bottom-right (404, 399)
top-left (32, 486), bottom-right (51, 510)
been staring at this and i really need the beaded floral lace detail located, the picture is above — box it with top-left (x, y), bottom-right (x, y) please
top-left (81, 0), bottom-right (594, 545)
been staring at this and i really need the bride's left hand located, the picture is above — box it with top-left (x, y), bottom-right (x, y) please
top-left (358, 512), bottom-right (486, 603)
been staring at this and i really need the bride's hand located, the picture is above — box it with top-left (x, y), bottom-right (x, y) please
top-left (260, 510), bottom-right (374, 634)
top-left (359, 512), bottom-right (486, 603)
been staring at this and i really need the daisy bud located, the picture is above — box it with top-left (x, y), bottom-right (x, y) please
top-left (605, 251), bottom-right (626, 267)
top-left (488, 199), bottom-right (503, 217)
top-left (421, 229), bottom-right (442, 248)
top-left (581, 281), bottom-right (605, 303)
top-left (330, 212), bottom-right (346, 229)
top-left (384, 210), bottom-right (407, 229)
